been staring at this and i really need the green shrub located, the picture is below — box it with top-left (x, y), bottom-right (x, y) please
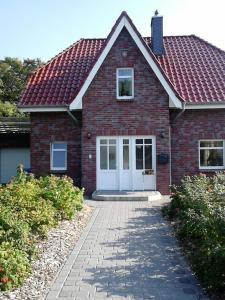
top-left (163, 173), bottom-right (225, 293)
top-left (0, 204), bottom-right (33, 254)
top-left (0, 242), bottom-right (31, 291)
top-left (39, 175), bottom-right (83, 220)
top-left (0, 172), bottom-right (56, 237)
top-left (0, 169), bottom-right (84, 291)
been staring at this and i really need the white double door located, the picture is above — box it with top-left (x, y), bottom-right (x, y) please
top-left (97, 136), bottom-right (156, 191)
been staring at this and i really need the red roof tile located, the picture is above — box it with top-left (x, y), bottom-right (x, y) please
top-left (20, 33), bottom-right (225, 106)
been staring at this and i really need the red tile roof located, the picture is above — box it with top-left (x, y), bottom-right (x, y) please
top-left (20, 34), bottom-right (225, 106)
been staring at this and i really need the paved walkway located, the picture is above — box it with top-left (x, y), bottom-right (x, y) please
top-left (46, 199), bottom-right (208, 300)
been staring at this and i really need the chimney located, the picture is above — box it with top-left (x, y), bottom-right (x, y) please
top-left (151, 10), bottom-right (164, 56)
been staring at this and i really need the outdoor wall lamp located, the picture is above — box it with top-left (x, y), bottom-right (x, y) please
top-left (87, 132), bottom-right (92, 139)
top-left (160, 132), bottom-right (165, 138)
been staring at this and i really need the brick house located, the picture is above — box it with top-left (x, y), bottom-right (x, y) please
top-left (19, 12), bottom-right (225, 195)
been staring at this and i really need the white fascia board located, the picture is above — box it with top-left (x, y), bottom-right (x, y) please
top-left (185, 103), bottom-right (225, 109)
top-left (69, 15), bottom-right (183, 110)
top-left (124, 20), bottom-right (182, 109)
top-left (19, 107), bottom-right (68, 112)
top-left (70, 17), bottom-right (125, 110)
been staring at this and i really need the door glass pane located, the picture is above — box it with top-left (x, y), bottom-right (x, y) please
top-left (136, 139), bottom-right (143, 145)
top-left (100, 146), bottom-right (107, 169)
top-left (144, 139), bottom-right (152, 145)
top-left (145, 145), bottom-right (152, 169)
top-left (136, 145), bottom-right (143, 169)
top-left (109, 139), bottom-right (116, 145)
top-left (123, 139), bottom-right (129, 145)
top-left (109, 146), bottom-right (116, 169)
top-left (123, 145), bottom-right (129, 170)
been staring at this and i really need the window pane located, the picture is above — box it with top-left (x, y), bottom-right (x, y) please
top-left (136, 139), bottom-right (143, 145)
top-left (100, 139), bottom-right (107, 145)
top-left (200, 149), bottom-right (223, 167)
top-left (200, 141), bottom-right (223, 148)
top-left (145, 145), bottom-right (152, 169)
top-left (53, 151), bottom-right (66, 168)
top-left (136, 145), bottom-right (143, 169)
top-left (100, 146), bottom-right (108, 169)
top-left (118, 69), bottom-right (132, 77)
top-left (123, 139), bottom-right (129, 145)
top-left (109, 139), bottom-right (116, 145)
top-left (109, 146), bottom-right (116, 169)
top-left (123, 145), bottom-right (129, 170)
top-left (53, 143), bottom-right (67, 150)
top-left (144, 139), bottom-right (152, 145)
top-left (119, 79), bottom-right (132, 96)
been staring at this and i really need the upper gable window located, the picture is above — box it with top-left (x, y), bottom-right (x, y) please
top-left (117, 68), bottom-right (134, 100)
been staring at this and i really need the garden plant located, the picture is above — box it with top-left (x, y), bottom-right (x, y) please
top-left (163, 173), bottom-right (225, 296)
top-left (0, 167), bottom-right (83, 290)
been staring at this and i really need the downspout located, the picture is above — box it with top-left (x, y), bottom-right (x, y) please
top-left (171, 102), bottom-right (186, 125)
top-left (67, 108), bottom-right (80, 126)
top-left (169, 102), bottom-right (186, 186)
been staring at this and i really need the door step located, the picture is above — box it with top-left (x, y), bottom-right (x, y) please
top-left (92, 190), bottom-right (162, 201)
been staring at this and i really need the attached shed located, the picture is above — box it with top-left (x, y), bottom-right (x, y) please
top-left (0, 118), bottom-right (30, 183)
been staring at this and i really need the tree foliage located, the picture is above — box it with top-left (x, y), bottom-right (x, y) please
top-left (0, 57), bottom-right (42, 104)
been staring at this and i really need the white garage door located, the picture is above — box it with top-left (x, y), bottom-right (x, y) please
top-left (0, 148), bottom-right (30, 183)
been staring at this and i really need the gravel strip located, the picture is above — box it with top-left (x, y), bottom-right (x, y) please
top-left (0, 204), bottom-right (94, 300)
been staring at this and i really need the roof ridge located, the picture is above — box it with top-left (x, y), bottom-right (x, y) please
top-left (191, 34), bottom-right (225, 54)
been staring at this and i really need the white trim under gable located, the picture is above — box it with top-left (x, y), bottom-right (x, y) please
top-left (69, 15), bottom-right (182, 110)
top-left (19, 107), bottom-right (68, 112)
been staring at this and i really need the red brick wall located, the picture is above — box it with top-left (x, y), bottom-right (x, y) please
top-left (82, 28), bottom-right (171, 195)
top-left (171, 109), bottom-right (225, 185)
top-left (30, 112), bottom-right (81, 186)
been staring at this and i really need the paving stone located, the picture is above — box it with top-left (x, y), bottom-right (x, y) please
top-left (46, 199), bottom-right (209, 300)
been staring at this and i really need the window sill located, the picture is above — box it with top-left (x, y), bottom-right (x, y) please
top-left (117, 98), bottom-right (134, 101)
top-left (50, 170), bottom-right (67, 174)
top-left (199, 168), bottom-right (225, 173)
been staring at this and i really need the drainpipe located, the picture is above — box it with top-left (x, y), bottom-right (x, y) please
top-left (67, 108), bottom-right (80, 126)
top-left (171, 102), bottom-right (186, 126)
top-left (169, 102), bottom-right (186, 186)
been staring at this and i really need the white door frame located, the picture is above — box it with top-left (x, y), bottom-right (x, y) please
top-left (96, 135), bottom-right (156, 191)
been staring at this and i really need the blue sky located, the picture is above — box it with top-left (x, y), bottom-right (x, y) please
top-left (0, 0), bottom-right (224, 62)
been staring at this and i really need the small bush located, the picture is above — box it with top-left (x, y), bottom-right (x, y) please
top-left (163, 173), bottom-right (225, 294)
top-left (0, 168), bottom-right (84, 291)
top-left (0, 172), bottom-right (56, 237)
top-left (39, 175), bottom-right (83, 220)
top-left (0, 242), bottom-right (31, 291)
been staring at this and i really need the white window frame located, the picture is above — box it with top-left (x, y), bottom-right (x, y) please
top-left (50, 142), bottom-right (67, 171)
top-left (116, 68), bottom-right (134, 100)
top-left (199, 140), bottom-right (224, 170)
top-left (99, 138), bottom-right (117, 171)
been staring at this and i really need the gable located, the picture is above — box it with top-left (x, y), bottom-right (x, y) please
top-left (84, 28), bottom-right (168, 104)
top-left (83, 27), bottom-right (169, 115)
top-left (69, 13), bottom-right (182, 110)
top-left (19, 12), bottom-right (225, 111)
